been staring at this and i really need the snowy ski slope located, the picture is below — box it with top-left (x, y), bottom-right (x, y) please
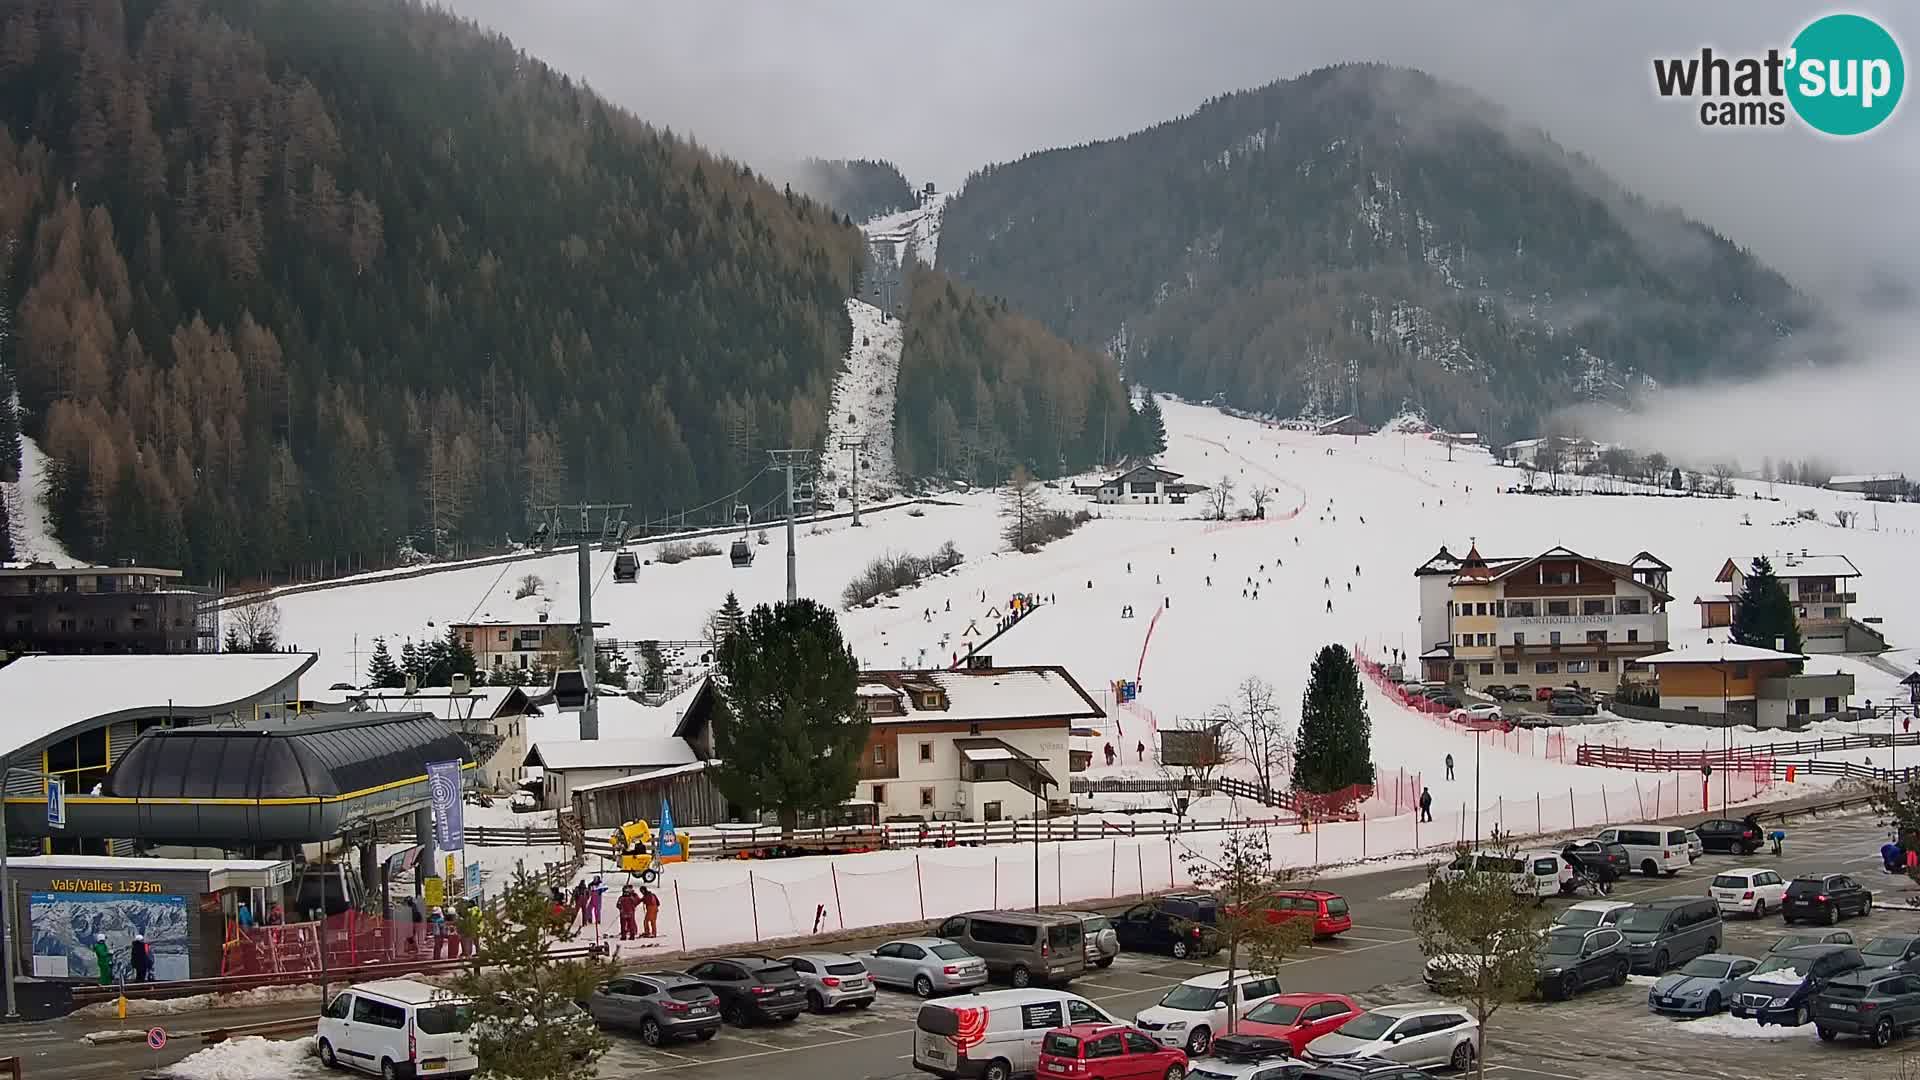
top-left (276, 397), bottom-right (1920, 799)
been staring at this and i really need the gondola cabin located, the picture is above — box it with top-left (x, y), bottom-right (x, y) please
top-left (612, 550), bottom-right (639, 583)
top-left (729, 538), bottom-right (754, 568)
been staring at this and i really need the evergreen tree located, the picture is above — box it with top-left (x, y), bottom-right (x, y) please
top-left (638, 641), bottom-right (666, 693)
top-left (223, 626), bottom-right (243, 653)
top-left (1730, 556), bottom-right (1803, 659)
top-left (716, 592), bottom-right (745, 645)
top-left (399, 640), bottom-right (426, 685)
top-left (365, 637), bottom-right (403, 688)
top-left (1294, 644), bottom-right (1374, 793)
top-left (1130, 391), bottom-right (1168, 458)
top-left (0, 486), bottom-right (11, 561)
top-left (709, 598), bottom-right (867, 831)
top-left (423, 625), bottom-right (478, 685)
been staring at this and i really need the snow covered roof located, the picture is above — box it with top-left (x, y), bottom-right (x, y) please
top-left (1104, 464), bottom-right (1184, 484)
top-left (1629, 551), bottom-right (1673, 571)
top-left (0, 652), bottom-right (316, 757)
top-left (1716, 554), bottom-right (1860, 581)
top-left (1828, 473), bottom-right (1904, 486)
top-left (570, 760), bottom-right (708, 794)
top-left (450, 585), bottom-right (607, 628)
top-left (524, 736), bottom-right (698, 771)
top-left (859, 666), bottom-right (1104, 725)
top-left (3, 854), bottom-right (294, 891)
top-left (1636, 643), bottom-right (1808, 665)
top-left (1483, 546), bottom-right (1674, 601)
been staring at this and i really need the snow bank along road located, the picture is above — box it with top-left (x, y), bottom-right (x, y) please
top-left (28, 802), bottom-right (1885, 1080)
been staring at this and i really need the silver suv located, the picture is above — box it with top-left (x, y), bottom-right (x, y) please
top-left (778, 951), bottom-right (876, 1012)
top-left (1059, 910), bottom-right (1121, 969)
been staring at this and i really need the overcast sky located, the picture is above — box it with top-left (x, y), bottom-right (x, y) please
top-left (441, 1), bottom-right (1918, 471)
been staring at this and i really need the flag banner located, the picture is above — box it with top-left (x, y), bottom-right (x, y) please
top-left (427, 759), bottom-right (465, 850)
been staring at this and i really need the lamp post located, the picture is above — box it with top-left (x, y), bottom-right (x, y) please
top-left (1473, 726), bottom-right (1484, 846)
top-left (1, 757), bottom-right (26, 1020)
top-left (1032, 777), bottom-right (1047, 913)
top-left (1721, 665), bottom-right (1730, 813)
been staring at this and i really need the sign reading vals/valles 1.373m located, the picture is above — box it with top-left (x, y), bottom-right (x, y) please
top-left (48, 878), bottom-right (169, 894)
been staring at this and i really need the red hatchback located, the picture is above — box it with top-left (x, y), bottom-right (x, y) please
top-left (1039, 1023), bottom-right (1188, 1080)
top-left (1231, 992), bottom-right (1362, 1055)
top-left (1249, 890), bottom-right (1353, 938)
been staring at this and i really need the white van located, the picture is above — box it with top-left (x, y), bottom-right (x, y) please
top-left (914, 987), bottom-right (1119, 1080)
top-left (318, 979), bottom-right (477, 1080)
top-left (1438, 849), bottom-right (1570, 900)
top-left (1594, 824), bottom-right (1690, 877)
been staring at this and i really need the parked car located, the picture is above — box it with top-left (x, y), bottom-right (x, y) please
top-left (317, 979), bottom-right (478, 1080)
top-left (856, 937), bottom-right (988, 997)
top-left (1059, 910), bottom-right (1122, 969)
top-left (1425, 930), bottom-right (1542, 991)
top-left (1646, 953), bottom-right (1758, 1016)
top-left (1859, 934), bottom-right (1920, 974)
top-left (1437, 849), bottom-right (1569, 900)
top-left (933, 911), bottom-right (1088, 987)
top-left (1235, 890), bottom-right (1352, 939)
top-left (1480, 685), bottom-right (1509, 700)
top-left (1731, 944), bottom-right (1865, 1026)
top-left (1038, 1023), bottom-right (1188, 1080)
top-left (1187, 1035), bottom-right (1312, 1080)
top-left (1782, 874), bottom-right (1875, 925)
top-left (682, 956), bottom-right (807, 1025)
top-left (1534, 686), bottom-right (1557, 702)
top-left (1548, 691), bottom-right (1596, 717)
top-left (1135, 970), bottom-right (1286, 1056)
top-left (1551, 899), bottom-right (1631, 931)
top-left (1535, 927), bottom-right (1630, 999)
top-left (777, 952), bottom-right (876, 1013)
top-left (913, 987), bottom-right (1119, 1080)
top-left (1710, 867), bottom-right (1789, 918)
top-left (1303, 1003), bottom-right (1478, 1072)
top-left (1615, 897), bottom-right (1722, 973)
top-left (1495, 685), bottom-right (1532, 702)
top-left (1295, 1065), bottom-right (1434, 1080)
top-left (1693, 817), bottom-right (1764, 855)
top-left (1448, 704), bottom-right (1502, 724)
top-left (1592, 824), bottom-right (1691, 877)
top-left (582, 972), bottom-right (721, 1045)
top-left (1559, 839), bottom-right (1631, 881)
top-left (472, 995), bottom-right (597, 1062)
top-left (1813, 969), bottom-right (1920, 1045)
top-left (1114, 895), bottom-right (1223, 959)
top-left (1682, 830), bottom-right (1704, 862)
top-left (1771, 929), bottom-right (1855, 953)
top-left (1233, 994), bottom-right (1361, 1056)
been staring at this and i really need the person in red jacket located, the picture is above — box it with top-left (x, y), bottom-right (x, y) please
top-left (616, 885), bottom-right (641, 940)
top-left (640, 886), bottom-right (661, 938)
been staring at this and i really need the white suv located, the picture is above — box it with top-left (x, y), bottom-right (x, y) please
top-left (1710, 867), bottom-right (1788, 917)
top-left (1594, 824), bottom-right (1691, 877)
top-left (1135, 970), bottom-right (1284, 1057)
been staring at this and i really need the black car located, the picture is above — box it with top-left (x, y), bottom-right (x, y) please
top-left (1693, 818), bottom-right (1764, 855)
top-left (1859, 935), bottom-right (1920, 974)
top-left (1114, 894), bottom-right (1222, 959)
top-left (682, 956), bottom-right (807, 1025)
top-left (1782, 874), bottom-right (1874, 925)
top-left (1731, 944), bottom-right (1864, 1026)
top-left (1560, 839), bottom-right (1630, 882)
top-left (1813, 969), bottom-right (1920, 1046)
top-left (1536, 927), bottom-right (1630, 1000)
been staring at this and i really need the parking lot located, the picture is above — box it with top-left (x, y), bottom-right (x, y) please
top-left (25, 807), bottom-right (1908, 1080)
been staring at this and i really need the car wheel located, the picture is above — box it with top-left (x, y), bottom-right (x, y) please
top-left (1185, 1026), bottom-right (1211, 1057)
top-left (640, 1018), bottom-right (664, 1046)
top-left (1874, 1016), bottom-right (1898, 1046)
top-left (1171, 939), bottom-right (1191, 959)
top-left (318, 1040), bottom-right (339, 1070)
top-left (914, 975), bottom-right (935, 998)
top-left (1817, 1024), bottom-right (1837, 1042)
top-left (1641, 859), bottom-right (1659, 877)
top-left (722, 1002), bottom-right (747, 1026)
top-left (380, 1059), bottom-right (401, 1080)
top-left (1097, 956), bottom-right (1115, 969)
top-left (1862, 895), bottom-right (1875, 916)
top-left (1826, 905), bottom-right (1841, 926)
top-left (807, 991), bottom-right (826, 1013)
top-left (1010, 964), bottom-right (1032, 988)
top-left (1612, 961), bottom-right (1629, 987)
top-left (982, 1058), bottom-right (1014, 1080)
top-left (1753, 900), bottom-right (1766, 919)
top-left (1559, 974), bottom-right (1577, 1000)
top-left (1705, 992), bottom-right (1722, 1015)
top-left (696, 1029), bottom-right (716, 1041)
top-left (1450, 1040), bottom-right (1475, 1071)
top-left (1794, 1004), bottom-right (1810, 1027)
top-left (1164, 1065), bottom-right (1185, 1080)
top-left (1654, 949), bottom-right (1669, 973)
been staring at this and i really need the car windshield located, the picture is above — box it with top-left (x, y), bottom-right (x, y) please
top-left (1615, 908), bottom-right (1671, 932)
top-left (1162, 983), bottom-right (1224, 1011)
top-left (1776, 934), bottom-right (1825, 951)
top-left (415, 1004), bottom-right (472, 1035)
top-left (1042, 1032), bottom-right (1082, 1057)
top-left (1863, 939), bottom-right (1913, 959)
top-left (1337, 1012), bottom-right (1399, 1041)
top-left (931, 944), bottom-right (971, 960)
top-left (1082, 916), bottom-right (1112, 933)
top-left (1542, 934), bottom-right (1584, 957)
top-left (1711, 875), bottom-right (1752, 890)
top-left (1245, 1001), bottom-right (1303, 1025)
top-left (1555, 908), bottom-right (1604, 929)
top-left (1677, 958), bottom-right (1732, 979)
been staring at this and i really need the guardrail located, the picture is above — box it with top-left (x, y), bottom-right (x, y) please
top-left (1576, 744), bottom-right (1908, 782)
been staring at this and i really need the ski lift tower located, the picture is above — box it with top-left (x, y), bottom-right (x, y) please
top-left (767, 449), bottom-right (815, 604)
top-left (528, 501), bottom-right (632, 551)
top-left (837, 434), bottom-right (870, 527)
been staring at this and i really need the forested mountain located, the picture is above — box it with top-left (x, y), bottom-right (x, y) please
top-left (782, 158), bottom-right (915, 224)
top-left (938, 64), bottom-right (1821, 437)
top-left (893, 264), bottom-right (1129, 484)
top-left (0, 0), bottom-right (865, 580)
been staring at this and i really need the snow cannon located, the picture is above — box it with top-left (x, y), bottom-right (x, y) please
top-left (609, 819), bottom-right (691, 883)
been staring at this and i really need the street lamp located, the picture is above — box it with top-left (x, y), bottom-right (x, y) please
top-left (1473, 726), bottom-right (1484, 846)
top-left (1721, 666), bottom-right (1730, 813)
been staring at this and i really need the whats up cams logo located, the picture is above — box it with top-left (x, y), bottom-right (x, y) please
top-left (1653, 12), bottom-right (1905, 136)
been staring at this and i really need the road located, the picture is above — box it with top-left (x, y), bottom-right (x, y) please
top-left (17, 804), bottom-right (1903, 1080)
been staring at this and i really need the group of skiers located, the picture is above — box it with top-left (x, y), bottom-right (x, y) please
top-left (551, 878), bottom-right (660, 940)
top-left (88, 934), bottom-right (158, 985)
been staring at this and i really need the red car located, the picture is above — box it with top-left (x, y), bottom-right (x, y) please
top-left (1240, 890), bottom-right (1353, 938)
top-left (1038, 1023), bottom-right (1187, 1080)
top-left (1231, 992), bottom-right (1362, 1055)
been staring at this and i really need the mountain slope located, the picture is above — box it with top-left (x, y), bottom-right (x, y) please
top-left (0, 0), bottom-right (864, 579)
top-left (937, 63), bottom-right (1821, 436)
